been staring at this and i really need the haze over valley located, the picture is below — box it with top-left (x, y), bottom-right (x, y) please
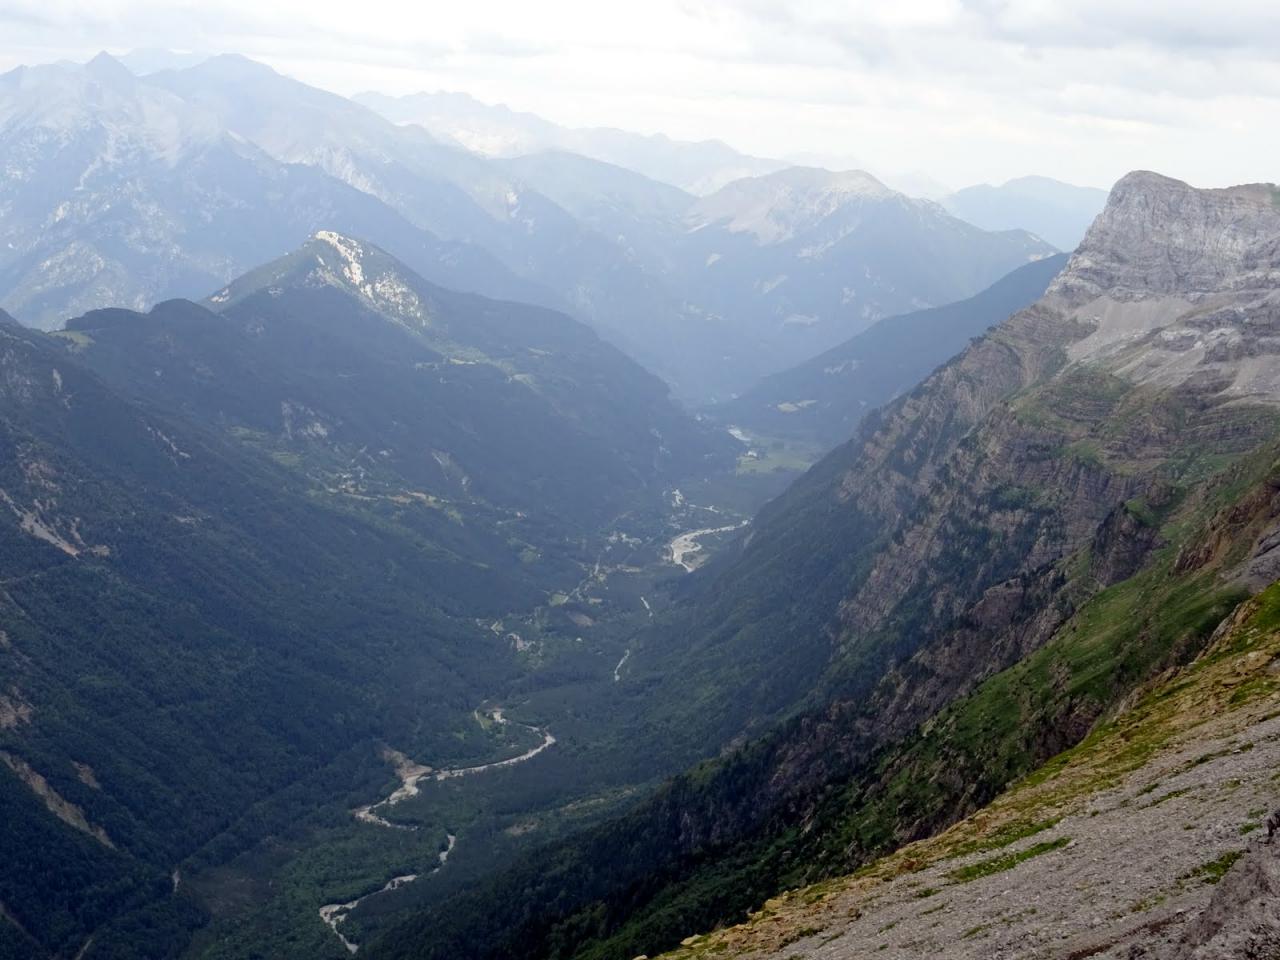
top-left (2, 7), bottom-right (1280, 960)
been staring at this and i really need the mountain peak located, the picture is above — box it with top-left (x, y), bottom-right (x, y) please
top-left (311, 229), bottom-right (372, 287)
top-left (744, 165), bottom-right (894, 200)
top-left (208, 232), bottom-right (433, 329)
top-left (1050, 169), bottom-right (1280, 307)
top-left (690, 166), bottom-right (897, 243)
top-left (175, 53), bottom-right (280, 85)
top-left (1043, 171), bottom-right (1280, 406)
top-left (83, 51), bottom-right (134, 85)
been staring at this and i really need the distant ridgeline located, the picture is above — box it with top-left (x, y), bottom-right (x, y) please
top-left (716, 253), bottom-right (1069, 450)
top-left (0, 53), bottom-right (1055, 402)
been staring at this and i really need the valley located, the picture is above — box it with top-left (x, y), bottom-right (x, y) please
top-left (667, 521), bottom-right (749, 572)
top-left (0, 35), bottom-right (1276, 960)
top-left (146, 394), bottom-right (774, 957)
top-left (174, 493), bottom-right (753, 960)
top-left (320, 707), bottom-right (557, 954)
top-left (358, 709), bottom-right (557, 826)
top-left (364, 173), bottom-right (1280, 960)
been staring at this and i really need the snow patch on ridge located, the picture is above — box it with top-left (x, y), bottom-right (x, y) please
top-left (311, 231), bottom-right (430, 328)
top-left (314, 231), bottom-right (366, 288)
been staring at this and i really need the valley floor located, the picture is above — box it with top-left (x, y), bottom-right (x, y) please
top-left (177, 482), bottom-right (760, 959)
top-left (661, 591), bottom-right (1280, 960)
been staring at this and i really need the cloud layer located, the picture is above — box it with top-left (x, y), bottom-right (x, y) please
top-left (1, 0), bottom-right (1277, 190)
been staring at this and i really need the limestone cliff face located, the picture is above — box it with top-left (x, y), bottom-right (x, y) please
top-left (657, 168), bottom-right (1280, 852)
top-left (818, 172), bottom-right (1280, 700)
top-left (363, 172), bottom-right (1280, 960)
top-left (1052, 172), bottom-right (1280, 305)
top-left (1049, 171), bottom-right (1280, 403)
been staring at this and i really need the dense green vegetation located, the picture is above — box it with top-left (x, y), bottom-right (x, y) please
top-left (368, 374), bottom-right (1280, 960)
top-left (944, 836), bottom-right (1071, 883)
top-left (0, 240), bottom-right (739, 959)
top-left (69, 235), bottom-right (734, 532)
top-left (0, 313), bottom-right (542, 955)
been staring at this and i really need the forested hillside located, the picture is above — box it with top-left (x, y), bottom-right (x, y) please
top-left (0, 233), bottom-right (736, 958)
top-left (368, 173), bottom-right (1280, 960)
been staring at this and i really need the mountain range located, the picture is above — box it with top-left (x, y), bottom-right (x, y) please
top-left (0, 54), bottom-right (554, 328)
top-left (353, 89), bottom-right (789, 196)
top-left (0, 232), bottom-right (734, 960)
top-left (3, 45), bottom-right (1276, 960)
top-left (941, 175), bottom-right (1110, 251)
top-left (0, 52), bottom-right (1059, 401)
top-left (365, 172), bottom-right (1280, 960)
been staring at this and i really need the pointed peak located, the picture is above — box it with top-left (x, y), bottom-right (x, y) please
top-left (84, 51), bottom-right (134, 85)
top-left (312, 229), bottom-right (362, 254)
top-left (307, 231), bottom-right (377, 289)
top-left (208, 233), bottom-right (434, 330)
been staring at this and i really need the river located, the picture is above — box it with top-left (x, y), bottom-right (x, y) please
top-left (667, 520), bottom-right (748, 572)
top-left (321, 707), bottom-right (554, 952)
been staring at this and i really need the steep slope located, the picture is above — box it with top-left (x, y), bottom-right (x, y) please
top-left (354, 90), bottom-right (787, 195)
top-left (656, 578), bottom-right (1280, 960)
top-left (0, 55), bottom-right (550, 330)
top-left (68, 231), bottom-right (732, 530)
top-left (365, 171), bottom-right (1280, 960)
top-left (718, 253), bottom-right (1069, 449)
top-left (0, 311), bottom-right (551, 959)
top-left (651, 171), bottom-right (1280, 741)
top-left (943, 175), bottom-right (1109, 251)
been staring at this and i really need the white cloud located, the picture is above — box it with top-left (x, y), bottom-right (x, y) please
top-left (1, 0), bottom-right (1278, 190)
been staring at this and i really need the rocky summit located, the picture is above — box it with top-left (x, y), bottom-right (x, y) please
top-left (1052, 172), bottom-right (1280, 404)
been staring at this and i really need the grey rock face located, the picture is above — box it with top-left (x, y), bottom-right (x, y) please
top-left (1154, 842), bottom-right (1280, 960)
top-left (1052, 171), bottom-right (1280, 306)
top-left (1043, 171), bottom-right (1280, 405)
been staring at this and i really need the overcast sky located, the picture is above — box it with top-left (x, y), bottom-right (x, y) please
top-left (2, 0), bottom-right (1279, 191)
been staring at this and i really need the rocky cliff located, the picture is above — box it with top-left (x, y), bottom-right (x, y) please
top-left (365, 171), bottom-right (1280, 960)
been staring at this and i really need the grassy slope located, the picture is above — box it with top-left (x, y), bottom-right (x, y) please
top-left (658, 475), bottom-right (1280, 959)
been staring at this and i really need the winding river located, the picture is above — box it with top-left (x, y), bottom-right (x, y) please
top-left (320, 708), bottom-right (554, 952)
top-left (319, 835), bottom-right (456, 954)
top-left (667, 520), bottom-right (748, 572)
